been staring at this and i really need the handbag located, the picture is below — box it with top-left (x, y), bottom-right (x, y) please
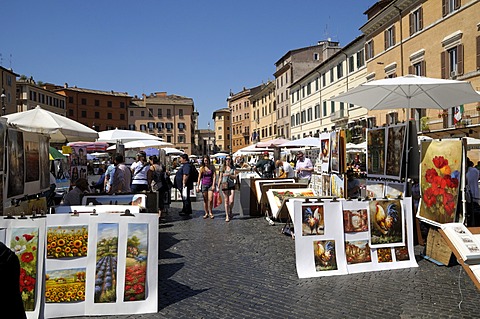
top-left (213, 191), bottom-right (222, 208)
top-left (221, 181), bottom-right (229, 190)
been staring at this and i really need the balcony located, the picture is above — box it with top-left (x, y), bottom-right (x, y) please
top-left (331, 109), bottom-right (349, 122)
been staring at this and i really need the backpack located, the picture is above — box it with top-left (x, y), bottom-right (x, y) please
top-left (262, 160), bottom-right (275, 178)
top-left (151, 164), bottom-right (167, 191)
top-left (188, 163), bottom-right (199, 185)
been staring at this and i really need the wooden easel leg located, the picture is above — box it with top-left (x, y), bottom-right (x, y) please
top-left (415, 218), bottom-right (425, 246)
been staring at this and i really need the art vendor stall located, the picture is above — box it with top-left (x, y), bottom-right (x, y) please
top-left (0, 206), bottom-right (159, 318)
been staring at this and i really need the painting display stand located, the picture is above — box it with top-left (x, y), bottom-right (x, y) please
top-left (439, 226), bottom-right (480, 291)
top-left (0, 207), bottom-right (158, 318)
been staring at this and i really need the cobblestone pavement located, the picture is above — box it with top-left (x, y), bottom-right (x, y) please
top-left (67, 190), bottom-right (480, 319)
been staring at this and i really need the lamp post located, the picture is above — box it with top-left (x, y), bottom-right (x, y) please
top-left (1, 88), bottom-right (6, 115)
top-left (207, 122), bottom-right (210, 156)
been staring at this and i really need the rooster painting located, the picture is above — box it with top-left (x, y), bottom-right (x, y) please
top-left (314, 240), bottom-right (336, 271)
top-left (370, 200), bottom-right (403, 245)
top-left (302, 206), bottom-right (324, 236)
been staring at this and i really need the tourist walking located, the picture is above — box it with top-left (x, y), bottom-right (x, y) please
top-left (109, 155), bottom-right (132, 194)
top-left (197, 155), bottom-right (216, 219)
top-left (131, 151), bottom-right (152, 192)
top-left (149, 155), bottom-right (169, 215)
top-left (175, 154), bottom-right (195, 217)
top-left (255, 151), bottom-right (276, 178)
top-left (295, 151), bottom-right (313, 183)
top-left (218, 155), bottom-right (236, 222)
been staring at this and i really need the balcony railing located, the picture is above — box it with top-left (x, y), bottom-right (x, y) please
top-left (331, 109), bottom-right (348, 122)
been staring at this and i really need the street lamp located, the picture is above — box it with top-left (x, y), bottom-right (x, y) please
top-left (207, 122), bottom-right (210, 156)
top-left (1, 89), bottom-right (6, 115)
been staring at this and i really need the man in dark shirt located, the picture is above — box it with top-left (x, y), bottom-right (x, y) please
top-left (175, 154), bottom-right (194, 216)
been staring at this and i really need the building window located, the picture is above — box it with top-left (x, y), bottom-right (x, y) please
top-left (167, 109), bottom-right (171, 118)
top-left (94, 99), bottom-right (100, 106)
top-left (157, 122), bottom-right (164, 130)
top-left (130, 110), bottom-right (134, 116)
top-left (290, 115), bottom-right (294, 127)
top-left (69, 109), bottom-right (74, 116)
top-left (410, 7), bottom-right (423, 35)
top-left (157, 109), bottom-right (162, 117)
top-left (107, 113), bottom-right (112, 119)
top-left (95, 112), bottom-right (100, 119)
top-left (384, 26), bottom-right (396, 50)
top-left (148, 122), bottom-right (155, 130)
top-left (81, 98), bottom-right (87, 105)
top-left (166, 122), bottom-right (173, 131)
top-left (323, 101), bottom-right (327, 117)
top-left (315, 78), bottom-right (319, 91)
top-left (178, 135), bottom-right (185, 143)
top-left (322, 73), bottom-right (326, 87)
top-left (107, 101), bottom-right (112, 107)
top-left (140, 124), bottom-right (146, 131)
top-left (149, 108), bottom-right (153, 118)
top-left (307, 82), bottom-right (311, 96)
top-left (179, 109), bottom-right (184, 117)
top-left (128, 124), bottom-right (136, 130)
top-left (349, 56), bottom-right (355, 73)
top-left (178, 123), bottom-right (185, 131)
top-left (120, 114), bottom-right (125, 120)
top-left (81, 110), bottom-right (87, 117)
top-left (167, 135), bottom-right (172, 143)
top-left (337, 63), bottom-right (343, 79)
top-left (442, 0), bottom-right (460, 16)
top-left (313, 53), bottom-right (319, 60)
top-left (315, 104), bottom-right (320, 119)
top-left (441, 44), bottom-right (464, 78)
top-left (120, 102), bottom-right (125, 108)
top-left (330, 101), bottom-right (335, 114)
top-left (68, 96), bottom-right (74, 103)
top-left (307, 108), bottom-right (313, 121)
top-left (365, 40), bottom-right (374, 60)
top-left (357, 49), bottom-right (365, 68)
top-left (301, 110), bottom-right (306, 123)
top-left (330, 69), bottom-right (334, 83)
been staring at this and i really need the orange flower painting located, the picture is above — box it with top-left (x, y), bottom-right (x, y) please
top-left (418, 140), bottom-right (462, 224)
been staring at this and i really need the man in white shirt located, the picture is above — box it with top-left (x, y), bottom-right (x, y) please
top-left (275, 159), bottom-right (295, 178)
top-left (295, 151), bottom-right (313, 183)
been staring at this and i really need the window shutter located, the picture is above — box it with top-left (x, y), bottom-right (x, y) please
top-left (371, 39), bottom-right (374, 57)
top-left (408, 65), bottom-right (414, 75)
top-left (455, 0), bottom-right (461, 10)
top-left (409, 13), bottom-right (414, 36)
top-left (392, 25), bottom-right (396, 45)
top-left (419, 7), bottom-right (423, 30)
top-left (384, 30), bottom-right (388, 50)
top-left (442, 0), bottom-right (447, 16)
top-left (421, 61), bottom-right (426, 76)
top-left (477, 36), bottom-right (480, 70)
top-left (441, 51), bottom-right (447, 79)
top-left (457, 44), bottom-right (464, 75)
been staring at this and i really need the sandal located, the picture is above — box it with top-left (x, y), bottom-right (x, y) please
top-left (203, 213), bottom-right (208, 219)
top-left (225, 218), bottom-right (230, 222)
top-left (209, 213), bottom-right (215, 219)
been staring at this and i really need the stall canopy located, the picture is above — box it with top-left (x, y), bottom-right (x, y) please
top-left (106, 139), bottom-right (172, 150)
top-left (256, 138), bottom-right (290, 148)
top-left (2, 106), bottom-right (99, 143)
top-left (49, 146), bottom-right (66, 160)
top-left (279, 137), bottom-right (321, 148)
top-left (329, 75), bottom-right (480, 110)
top-left (67, 141), bottom-right (109, 152)
top-left (97, 128), bottom-right (163, 143)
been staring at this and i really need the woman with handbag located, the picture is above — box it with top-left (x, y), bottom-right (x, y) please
top-left (196, 155), bottom-right (216, 219)
top-left (217, 155), bottom-right (236, 222)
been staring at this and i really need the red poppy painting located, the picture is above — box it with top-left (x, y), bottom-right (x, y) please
top-left (418, 140), bottom-right (462, 224)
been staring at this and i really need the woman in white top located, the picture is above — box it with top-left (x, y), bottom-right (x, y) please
top-left (131, 151), bottom-right (152, 192)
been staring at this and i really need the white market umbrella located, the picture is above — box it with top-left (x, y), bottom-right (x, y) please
top-left (330, 75), bottom-right (480, 110)
top-left (279, 136), bottom-right (321, 148)
top-left (211, 152), bottom-right (229, 158)
top-left (256, 137), bottom-right (290, 148)
top-left (106, 139), bottom-right (172, 150)
top-left (236, 143), bottom-right (272, 155)
top-left (346, 141), bottom-right (367, 153)
top-left (97, 128), bottom-right (163, 143)
top-left (162, 147), bottom-right (184, 155)
top-left (2, 105), bottom-right (98, 143)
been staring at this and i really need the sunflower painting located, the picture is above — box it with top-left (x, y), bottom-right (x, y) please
top-left (45, 268), bottom-right (86, 303)
top-left (418, 139), bottom-right (462, 224)
top-left (47, 225), bottom-right (88, 259)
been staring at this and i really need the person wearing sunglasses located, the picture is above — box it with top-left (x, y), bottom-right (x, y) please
top-left (218, 156), bottom-right (236, 222)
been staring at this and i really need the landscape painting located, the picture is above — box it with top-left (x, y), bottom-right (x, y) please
top-left (367, 127), bottom-right (386, 178)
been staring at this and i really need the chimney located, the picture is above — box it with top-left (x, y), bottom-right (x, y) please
top-left (64, 83), bottom-right (68, 88)
top-left (155, 92), bottom-right (167, 97)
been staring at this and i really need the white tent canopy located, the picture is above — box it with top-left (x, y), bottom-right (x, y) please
top-left (2, 105), bottom-right (98, 143)
top-left (106, 139), bottom-right (172, 150)
top-left (162, 147), bottom-right (184, 155)
top-left (97, 128), bottom-right (163, 143)
top-left (279, 137), bottom-right (321, 148)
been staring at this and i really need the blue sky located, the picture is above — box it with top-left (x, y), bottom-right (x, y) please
top-left (3, 1), bottom-right (373, 129)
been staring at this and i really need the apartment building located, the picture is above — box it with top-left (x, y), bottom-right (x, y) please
top-left (228, 87), bottom-right (258, 153)
top-left (290, 36), bottom-right (368, 141)
top-left (54, 84), bottom-right (130, 131)
top-left (129, 92), bottom-right (196, 154)
top-left (361, 0), bottom-right (480, 134)
top-left (212, 108), bottom-right (231, 152)
top-left (249, 81), bottom-right (276, 144)
top-left (0, 66), bottom-right (18, 115)
top-left (194, 127), bottom-right (215, 156)
top-left (17, 78), bottom-right (66, 115)
top-left (274, 41), bottom-right (342, 139)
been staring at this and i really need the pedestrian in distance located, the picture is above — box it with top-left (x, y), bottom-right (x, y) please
top-left (62, 178), bottom-right (90, 206)
top-left (275, 159), bottom-right (295, 178)
top-left (197, 155), bottom-right (216, 219)
top-left (255, 151), bottom-right (276, 178)
top-left (218, 155), bottom-right (236, 222)
top-left (295, 151), bottom-right (313, 184)
top-left (130, 151), bottom-right (152, 193)
top-left (149, 155), bottom-right (170, 216)
top-left (175, 154), bottom-right (195, 217)
top-left (109, 155), bottom-right (132, 194)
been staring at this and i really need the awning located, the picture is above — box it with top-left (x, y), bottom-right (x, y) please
top-left (49, 146), bottom-right (66, 160)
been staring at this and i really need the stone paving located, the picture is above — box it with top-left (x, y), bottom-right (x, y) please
top-left (66, 190), bottom-right (479, 319)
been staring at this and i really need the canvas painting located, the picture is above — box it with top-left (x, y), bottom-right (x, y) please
top-left (0, 119), bottom-right (5, 171)
top-left (301, 204), bottom-right (324, 236)
top-left (7, 129), bottom-right (25, 198)
top-left (322, 174), bottom-right (331, 197)
top-left (124, 223), bottom-right (149, 301)
top-left (376, 248), bottom-right (393, 263)
top-left (266, 188), bottom-right (317, 219)
top-left (343, 208), bottom-right (368, 233)
top-left (385, 182), bottom-right (405, 199)
top-left (330, 130), bottom-right (340, 173)
top-left (385, 124), bottom-right (406, 179)
top-left (83, 194), bottom-right (147, 209)
top-left (313, 240), bottom-right (337, 271)
top-left (94, 223), bottom-right (119, 303)
top-left (367, 127), bottom-right (386, 178)
top-left (369, 199), bottom-right (404, 248)
top-left (345, 240), bottom-right (371, 264)
top-left (25, 139), bottom-right (40, 182)
top-left (366, 181), bottom-right (385, 199)
top-left (330, 174), bottom-right (344, 198)
top-left (45, 268), bottom-right (87, 303)
top-left (47, 225), bottom-right (89, 259)
top-left (320, 132), bottom-right (330, 173)
top-left (39, 135), bottom-right (50, 190)
top-left (417, 139), bottom-right (462, 225)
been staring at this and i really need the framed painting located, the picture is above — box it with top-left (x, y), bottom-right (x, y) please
top-left (368, 199), bottom-right (405, 248)
top-left (417, 139), bottom-right (463, 226)
top-left (320, 132), bottom-right (330, 173)
top-left (385, 123), bottom-right (407, 180)
top-left (330, 130), bottom-right (340, 174)
top-left (366, 127), bottom-right (386, 178)
top-left (7, 129), bottom-right (25, 199)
